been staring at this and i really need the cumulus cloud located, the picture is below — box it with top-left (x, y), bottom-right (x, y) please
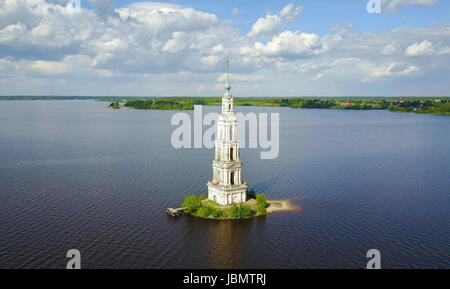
top-left (241, 31), bottom-right (322, 60)
top-left (247, 3), bottom-right (302, 39)
top-left (405, 40), bottom-right (434, 56)
top-left (0, 0), bottom-right (103, 59)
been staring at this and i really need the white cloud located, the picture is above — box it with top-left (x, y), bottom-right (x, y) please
top-left (313, 73), bottom-right (324, 80)
top-left (3, 54), bottom-right (119, 82)
top-left (438, 47), bottom-right (450, 55)
top-left (30, 60), bottom-right (68, 74)
top-left (0, 0), bottom-right (449, 96)
top-left (242, 31), bottom-right (322, 59)
top-left (232, 8), bottom-right (240, 17)
top-left (212, 45), bottom-right (224, 53)
top-left (371, 62), bottom-right (419, 77)
top-left (0, 1), bottom-right (103, 52)
top-left (382, 44), bottom-right (401, 56)
top-left (405, 40), bottom-right (434, 56)
top-left (247, 3), bottom-right (302, 39)
top-left (248, 14), bottom-right (282, 39)
top-left (201, 55), bottom-right (219, 65)
top-left (381, 0), bottom-right (439, 14)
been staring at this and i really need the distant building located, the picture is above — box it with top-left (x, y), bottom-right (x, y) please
top-left (207, 58), bottom-right (248, 206)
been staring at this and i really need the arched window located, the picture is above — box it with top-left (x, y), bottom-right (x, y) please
top-left (230, 172), bottom-right (235, 185)
top-left (230, 148), bottom-right (233, 161)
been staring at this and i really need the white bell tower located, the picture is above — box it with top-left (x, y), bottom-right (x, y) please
top-left (207, 57), bottom-right (247, 206)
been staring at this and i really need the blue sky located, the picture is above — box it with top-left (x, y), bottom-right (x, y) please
top-left (0, 0), bottom-right (449, 96)
top-left (102, 0), bottom-right (450, 34)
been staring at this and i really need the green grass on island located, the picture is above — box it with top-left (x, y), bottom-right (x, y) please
top-left (105, 97), bottom-right (450, 115)
top-left (181, 190), bottom-right (270, 219)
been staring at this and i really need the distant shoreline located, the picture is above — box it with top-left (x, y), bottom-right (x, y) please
top-left (107, 97), bottom-right (450, 115)
top-left (1, 96), bottom-right (449, 115)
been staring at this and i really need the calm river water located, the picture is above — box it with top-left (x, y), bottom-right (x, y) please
top-left (0, 100), bottom-right (449, 268)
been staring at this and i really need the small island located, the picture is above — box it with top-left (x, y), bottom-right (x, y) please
top-left (180, 192), bottom-right (296, 220)
top-left (108, 102), bottom-right (121, 109)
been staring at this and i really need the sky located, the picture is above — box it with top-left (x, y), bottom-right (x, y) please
top-left (0, 0), bottom-right (449, 97)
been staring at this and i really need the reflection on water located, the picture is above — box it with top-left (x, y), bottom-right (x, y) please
top-left (0, 100), bottom-right (449, 268)
top-left (207, 219), bottom-right (256, 269)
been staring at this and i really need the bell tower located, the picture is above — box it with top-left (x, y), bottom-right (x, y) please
top-left (207, 57), bottom-right (248, 206)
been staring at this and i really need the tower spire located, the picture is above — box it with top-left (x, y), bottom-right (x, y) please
top-left (225, 56), bottom-right (231, 91)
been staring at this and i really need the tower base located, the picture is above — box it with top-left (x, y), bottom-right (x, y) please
top-left (207, 181), bottom-right (247, 206)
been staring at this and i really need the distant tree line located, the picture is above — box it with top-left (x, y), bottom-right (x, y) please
top-left (124, 99), bottom-right (194, 110)
top-left (120, 97), bottom-right (449, 115)
top-left (3, 95), bottom-right (448, 115)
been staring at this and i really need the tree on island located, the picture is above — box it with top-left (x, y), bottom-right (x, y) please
top-left (181, 195), bottom-right (201, 214)
top-left (256, 193), bottom-right (269, 214)
top-left (108, 102), bottom-right (120, 109)
top-left (229, 204), bottom-right (256, 218)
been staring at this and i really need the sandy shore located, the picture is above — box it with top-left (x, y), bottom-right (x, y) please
top-left (266, 199), bottom-right (299, 213)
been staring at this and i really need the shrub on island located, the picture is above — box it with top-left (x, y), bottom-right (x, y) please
top-left (181, 194), bottom-right (202, 214)
top-left (109, 102), bottom-right (120, 109)
top-left (255, 193), bottom-right (269, 214)
top-left (229, 204), bottom-right (256, 218)
top-left (197, 206), bottom-right (213, 218)
top-left (211, 207), bottom-right (222, 218)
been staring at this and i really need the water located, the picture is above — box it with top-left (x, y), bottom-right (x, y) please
top-left (0, 100), bottom-right (449, 269)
